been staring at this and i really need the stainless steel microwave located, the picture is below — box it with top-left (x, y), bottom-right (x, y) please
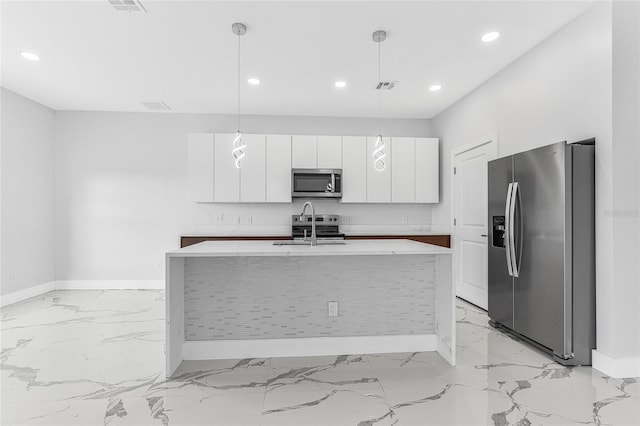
top-left (291, 169), bottom-right (342, 198)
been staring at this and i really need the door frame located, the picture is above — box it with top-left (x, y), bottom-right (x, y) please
top-left (450, 133), bottom-right (498, 309)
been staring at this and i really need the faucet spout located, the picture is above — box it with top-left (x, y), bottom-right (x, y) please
top-left (300, 201), bottom-right (317, 246)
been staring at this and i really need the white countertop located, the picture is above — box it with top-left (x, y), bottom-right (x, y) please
top-left (167, 239), bottom-right (452, 257)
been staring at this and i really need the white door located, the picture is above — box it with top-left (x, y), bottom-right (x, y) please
top-left (452, 138), bottom-right (497, 309)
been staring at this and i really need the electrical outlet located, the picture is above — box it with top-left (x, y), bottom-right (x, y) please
top-left (216, 214), bottom-right (224, 223)
top-left (234, 216), bottom-right (240, 224)
top-left (9, 272), bottom-right (17, 280)
top-left (328, 301), bottom-right (339, 317)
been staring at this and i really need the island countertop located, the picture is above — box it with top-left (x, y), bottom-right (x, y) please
top-left (167, 239), bottom-right (453, 258)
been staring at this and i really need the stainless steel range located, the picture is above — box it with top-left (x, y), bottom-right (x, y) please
top-left (291, 214), bottom-right (345, 240)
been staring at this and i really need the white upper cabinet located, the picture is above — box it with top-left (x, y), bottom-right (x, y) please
top-left (415, 137), bottom-right (439, 203)
top-left (292, 135), bottom-right (317, 168)
top-left (391, 137), bottom-right (416, 203)
top-left (317, 136), bottom-right (342, 169)
top-left (366, 136), bottom-right (391, 203)
top-left (240, 134), bottom-right (266, 202)
top-left (187, 133), bottom-right (215, 202)
top-left (341, 136), bottom-right (367, 203)
top-left (292, 135), bottom-right (342, 169)
top-left (266, 135), bottom-right (292, 202)
top-left (187, 133), bottom-right (438, 204)
top-left (214, 133), bottom-right (240, 202)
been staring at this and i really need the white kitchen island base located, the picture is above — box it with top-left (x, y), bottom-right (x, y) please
top-left (166, 240), bottom-right (454, 377)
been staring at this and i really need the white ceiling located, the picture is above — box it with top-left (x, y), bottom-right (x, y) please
top-left (1, 1), bottom-right (595, 119)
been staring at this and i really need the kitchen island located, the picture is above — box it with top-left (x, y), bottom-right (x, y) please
top-left (165, 239), bottom-right (454, 377)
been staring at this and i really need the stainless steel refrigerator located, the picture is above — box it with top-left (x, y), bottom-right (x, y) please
top-left (488, 139), bottom-right (595, 365)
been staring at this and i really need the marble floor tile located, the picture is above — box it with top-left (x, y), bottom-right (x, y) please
top-left (2, 291), bottom-right (639, 425)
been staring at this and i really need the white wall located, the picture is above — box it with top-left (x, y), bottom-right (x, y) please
top-left (54, 111), bottom-right (433, 281)
top-left (432, 2), bottom-right (640, 377)
top-left (606, 0), bottom-right (640, 374)
top-left (1, 88), bottom-right (56, 296)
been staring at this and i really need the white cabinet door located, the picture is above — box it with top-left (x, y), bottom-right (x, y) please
top-left (366, 136), bottom-right (391, 203)
top-left (187, 133), bottom-right (215, 202)
top-left (292, 135), bottom-right (317, 168)
top-left (266, 134), bottom-right (292, 202)
top-left (415, 137), bottom-right (439, 203)
top-left (341, 136), bottom-right (367, 203)
top-left (391, 137), bottom-right (416, 203)
top-left (240, 134), bottom-right (266, 202)
top-left (214, 133), bottom-right (240, 202)
top-left (317, 136), bottom-right (342, 169)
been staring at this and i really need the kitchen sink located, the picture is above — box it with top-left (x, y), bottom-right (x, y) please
top-left (272, 240), bottom-right (346, 246)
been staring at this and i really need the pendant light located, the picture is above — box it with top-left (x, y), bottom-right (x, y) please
top-left (232, 22), bottom-right (247, 169)
top-left (372, 29), bottom-right (387, 172)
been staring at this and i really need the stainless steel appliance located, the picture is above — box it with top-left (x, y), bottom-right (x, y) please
top-left (292, 214), bottom-right (344, 240)
top-left (292, 169), bottom-right (342, 198)
top-left (488, 139), bottom-right (595, 365)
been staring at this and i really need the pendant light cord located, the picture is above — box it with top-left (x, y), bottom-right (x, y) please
top-left (377, 38), bottom-right (381, 135)
top-left (237, 31), bottom-right (241, 132)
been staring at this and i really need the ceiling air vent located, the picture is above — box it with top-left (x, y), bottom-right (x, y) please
top-left (376, 81), bottom-right (398, 90)
top-left (142, 101), bottom-right (171, 111)
top-left (108, 0), bottom-right (147, 12)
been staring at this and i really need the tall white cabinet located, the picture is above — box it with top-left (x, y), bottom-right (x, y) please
top-left (366, 136), bottom-right (391, 203)
top-left (266, 135), bottom-right (292, 202)
top-left (341, 136), bottom-right (367, 203)
top-left (415, 138), bottom-right (439, 203)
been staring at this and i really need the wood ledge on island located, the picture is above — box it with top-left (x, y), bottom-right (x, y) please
top-left (180, 234), bottom-right (451, 248)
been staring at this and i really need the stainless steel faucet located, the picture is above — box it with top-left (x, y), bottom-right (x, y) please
top-left (299, 201), bottom-right (317, 246)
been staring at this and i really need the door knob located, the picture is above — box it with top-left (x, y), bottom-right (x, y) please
top-left (481, 234), bottom-right (488, 237)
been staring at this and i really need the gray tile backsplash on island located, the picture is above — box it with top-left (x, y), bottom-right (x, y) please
top-left (184, 255), bottom-right (436, 340)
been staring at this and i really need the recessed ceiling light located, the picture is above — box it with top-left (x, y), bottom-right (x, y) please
top-left (429, 84), bottom-right (442, 92)
top-left (334, 81), bottom-right (347, 88)
top-left (247, 78), bottom-right (260, 85)
top-left (481, 31), bottom-right (500, 43)
top-left (21, 51), bottom-right (40, 61)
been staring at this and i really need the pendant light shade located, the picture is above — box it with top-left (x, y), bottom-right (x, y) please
top-left (232, 22), bottom-right (247, 169)
top-left (373, 29), bottom-right (386, 172)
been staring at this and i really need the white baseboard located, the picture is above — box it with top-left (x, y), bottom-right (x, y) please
top-left (55, 280), bottom-right (164, 290)
top-left (1, 280), bottom-right (164, 307)
top-left (183, 334), bottom-right (438, 361)
top-left (0, 281), bottom-right (57, 307)
top-left (592, 350), bottom-right (640, 378)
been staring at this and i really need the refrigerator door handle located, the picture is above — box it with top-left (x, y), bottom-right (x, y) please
top-left (512, 182), bottom-right (523, 278)
top-left (505, 183), bottom-right (514, 277)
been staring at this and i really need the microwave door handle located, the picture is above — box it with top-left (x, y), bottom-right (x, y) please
top-left (331, 173), bottom-right (336, 193)
top-left (505, 183), bottom-right (514, 277)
